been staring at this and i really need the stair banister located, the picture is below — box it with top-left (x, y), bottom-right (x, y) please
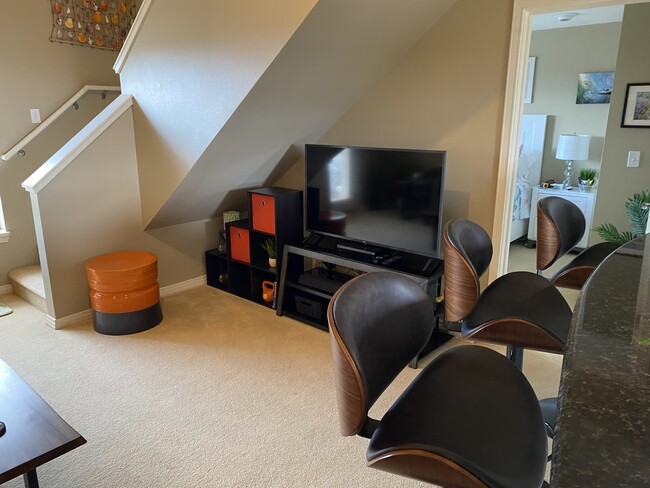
top-left (1, 85), bottom-right (120, 161)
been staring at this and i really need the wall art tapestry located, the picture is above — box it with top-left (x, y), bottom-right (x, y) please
top-left (576, 72), bottom-right (615, 104)
top-left (50, 0), bottom-right (137, 51)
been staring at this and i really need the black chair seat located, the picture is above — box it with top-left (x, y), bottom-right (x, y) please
top-left (367, 346), bottom-right (548, 488)
top-left (551, 242), bottom-right (620, 286)
top-left (462, 271), bottom-right (571, 352)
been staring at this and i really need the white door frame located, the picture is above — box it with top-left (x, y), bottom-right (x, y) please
top-left (489, 0), bottom-right (646, 282)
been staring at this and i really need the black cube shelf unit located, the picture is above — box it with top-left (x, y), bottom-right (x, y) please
top-left (205, 187), bottom-right (303, 308)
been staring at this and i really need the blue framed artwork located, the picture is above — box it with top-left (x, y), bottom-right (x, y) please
top-left (576, 72), bottom-right (615, 104)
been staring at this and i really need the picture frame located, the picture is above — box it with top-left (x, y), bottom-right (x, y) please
top-left (576, 72), bottom-right (614, 104)
top-left (621, 83), bottom-right (650, 128)
top-left (524, 57), bottom-right (536, 104)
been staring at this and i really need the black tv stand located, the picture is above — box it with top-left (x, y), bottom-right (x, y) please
top-left (303, 233), bottom-right (442, 278)
top-left (277, 244), bottom-right (450, 368)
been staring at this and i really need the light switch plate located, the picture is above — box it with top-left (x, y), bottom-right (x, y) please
top-left (627, 151), bottom-right (640, 168)
top-left (29, 108), bottom-right (41, 124)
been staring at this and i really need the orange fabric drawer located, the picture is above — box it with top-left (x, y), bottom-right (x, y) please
top-left (90, 283), bottom-right (160, 314)
top-left (251, 193), bottom-right (276, 234)
top-left (86, 251), bottom-right (158, 293)
top-left (229, 226), bottom-right (250, 263)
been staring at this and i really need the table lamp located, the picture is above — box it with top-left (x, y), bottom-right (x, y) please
top-left (556, 134), bottom-right (590, 189)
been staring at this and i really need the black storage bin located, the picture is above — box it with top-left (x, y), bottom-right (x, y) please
top-left (294, 296), bottom-right (322, 320)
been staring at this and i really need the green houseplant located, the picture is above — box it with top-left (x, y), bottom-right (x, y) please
top-left (261, 237), bottom-right (277, 267)
top-left (578, 168), bottom-right (598, 192)
top-left (593, 190), bottom-right (650, 244)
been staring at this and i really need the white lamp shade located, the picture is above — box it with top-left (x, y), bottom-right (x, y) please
top-left (556, 134), bottom-right (590, 160)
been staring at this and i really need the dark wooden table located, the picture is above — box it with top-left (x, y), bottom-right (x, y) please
top-left (0, 358), bottom-right (86, 487)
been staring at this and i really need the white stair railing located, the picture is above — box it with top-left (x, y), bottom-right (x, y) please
top-left (1, 85), bottom-right (120, 161)
top-left (113, 0), bottom-right (153, 74)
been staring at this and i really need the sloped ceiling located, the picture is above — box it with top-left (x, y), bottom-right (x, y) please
top-left (147, 0), bottom-right (458, 228)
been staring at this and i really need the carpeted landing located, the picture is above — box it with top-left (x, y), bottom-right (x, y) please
top-left (0, 287), bottom-right (562, 487)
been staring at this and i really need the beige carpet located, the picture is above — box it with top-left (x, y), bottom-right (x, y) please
top-left (0, 276), bottom-right (566, 487)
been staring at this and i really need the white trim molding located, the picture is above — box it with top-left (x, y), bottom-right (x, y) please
top-left (48, 275), bottom-right (207, 329)
top-left (113, 0), bottom-right (153, 74)
top-left (1, 86), bottom-right (120, 161)
top-left (0, 284), bottom-right (13, 296)
top-left (22, 94), bottom-right (133, 194)
top-left (159, 275), bottom-right (207, 298)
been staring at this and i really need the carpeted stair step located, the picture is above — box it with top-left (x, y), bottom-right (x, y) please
top-left (7, 265), bottom-right (46, 313)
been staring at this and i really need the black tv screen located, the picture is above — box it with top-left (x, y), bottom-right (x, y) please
top-left (305, 144), bottom-right (446, 258)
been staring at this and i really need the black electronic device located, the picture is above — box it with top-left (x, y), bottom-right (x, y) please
top-left (305, 144), bottom-right (446, 260)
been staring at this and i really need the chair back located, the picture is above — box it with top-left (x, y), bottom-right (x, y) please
top-left (327, 272), bottom-right (435, 437)
top-left (443, 219), bottom-right (492, 322)
top-left (537, 196), bottom-right (585, 271)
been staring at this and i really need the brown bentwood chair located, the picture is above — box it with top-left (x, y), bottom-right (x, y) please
top-left (443, 219), bottom-right (572, 440)
top-left (536, 196), bottom-right (619, 288)
top-left (328, 272), bottom-right (549, 487)
top-left (443, 219), bottom-right (571, 366)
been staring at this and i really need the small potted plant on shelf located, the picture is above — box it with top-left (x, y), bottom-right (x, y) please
top-left (578, 168), bottom-right (598, 192)
top-left (261, 237), bottom-right (277, 268)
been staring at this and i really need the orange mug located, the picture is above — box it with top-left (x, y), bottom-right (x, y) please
top-left (262, 281), bottom-right (275, 302)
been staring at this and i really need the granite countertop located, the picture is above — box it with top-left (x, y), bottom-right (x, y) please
top-left (551, 235), bottom-right (650, 487)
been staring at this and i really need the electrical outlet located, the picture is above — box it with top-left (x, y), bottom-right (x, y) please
top-left (29, 109), bottom-right (41, 124)
top-left (627, 151), bottom-right (640, 168)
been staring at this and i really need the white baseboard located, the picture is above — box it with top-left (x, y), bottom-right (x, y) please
top-left (46, 310), bottom-right (92, 330)
top-left (49, 275), bottom-right (207, 330)
top-left (160, 275), bottom-right (207, 298)
top-left (0, 284), bottom-right (13, 296)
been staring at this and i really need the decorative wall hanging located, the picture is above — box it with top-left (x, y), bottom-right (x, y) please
top-left (621, 83), bottom-right (650, 128)
top-left (576, 72), bottom-right (615, 104)
top-left (50, 0), bottom-right (137, 51)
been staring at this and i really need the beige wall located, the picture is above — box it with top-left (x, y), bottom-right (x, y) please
top-left (0, 1), bottom-right (120, 287)
top-left (32, 103), bottom-right (219, 318)
top-left (594, 3), bottom-right (650, 240)
top-left (119, 0), bottom-right (318, 227)
top-left (275, 0), bottom-right (514, 234)
top-left (524, 23), bottom-right (622, 182)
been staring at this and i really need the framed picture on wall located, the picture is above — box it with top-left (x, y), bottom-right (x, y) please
top-left (524, 57), bottom-right (536, 104)
top-left (621, 83), bottom-right (650, 128)
top-left (576, 72), bottom-right (615, 104)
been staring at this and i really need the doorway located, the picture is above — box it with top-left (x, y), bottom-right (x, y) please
top-left (489, 0), bottom-right (648, 283)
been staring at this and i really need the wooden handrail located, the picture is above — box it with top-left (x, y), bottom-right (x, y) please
top-left (1, 85), bottom-right (120, 161)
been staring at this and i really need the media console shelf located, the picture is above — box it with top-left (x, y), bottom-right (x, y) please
top-left (277, 244), bottom-right (449, 366)
top-left (205, 187), bottom-right (303, 308)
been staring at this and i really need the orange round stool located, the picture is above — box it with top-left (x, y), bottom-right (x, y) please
top-left (85, 251), bottom-right (163, 335)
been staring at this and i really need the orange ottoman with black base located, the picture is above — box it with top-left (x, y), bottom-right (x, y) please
top-left (85, 251), bottom-right (163, 335)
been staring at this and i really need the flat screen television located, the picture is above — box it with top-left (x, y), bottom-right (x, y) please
top-left (305, 144), bottom-right (446, 259)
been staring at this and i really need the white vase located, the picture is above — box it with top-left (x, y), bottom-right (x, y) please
top-left (268, 257), bottom-right (277, 268)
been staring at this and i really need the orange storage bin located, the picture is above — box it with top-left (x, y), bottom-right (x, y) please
top-left (90, 283), bottom-right (160, 314)
top-left (86, 251), bottom-right (158, 293)
top-left (229, 226), bottom-right (250, 263)
top-left (251, 193), bottom-right (276, 234)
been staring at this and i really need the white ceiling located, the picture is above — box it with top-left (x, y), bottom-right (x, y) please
top-left (532, 5), bottom-right (624, 30)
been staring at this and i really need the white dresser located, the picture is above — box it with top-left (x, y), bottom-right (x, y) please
top-left (527, 187), bottom-right (597, 249)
